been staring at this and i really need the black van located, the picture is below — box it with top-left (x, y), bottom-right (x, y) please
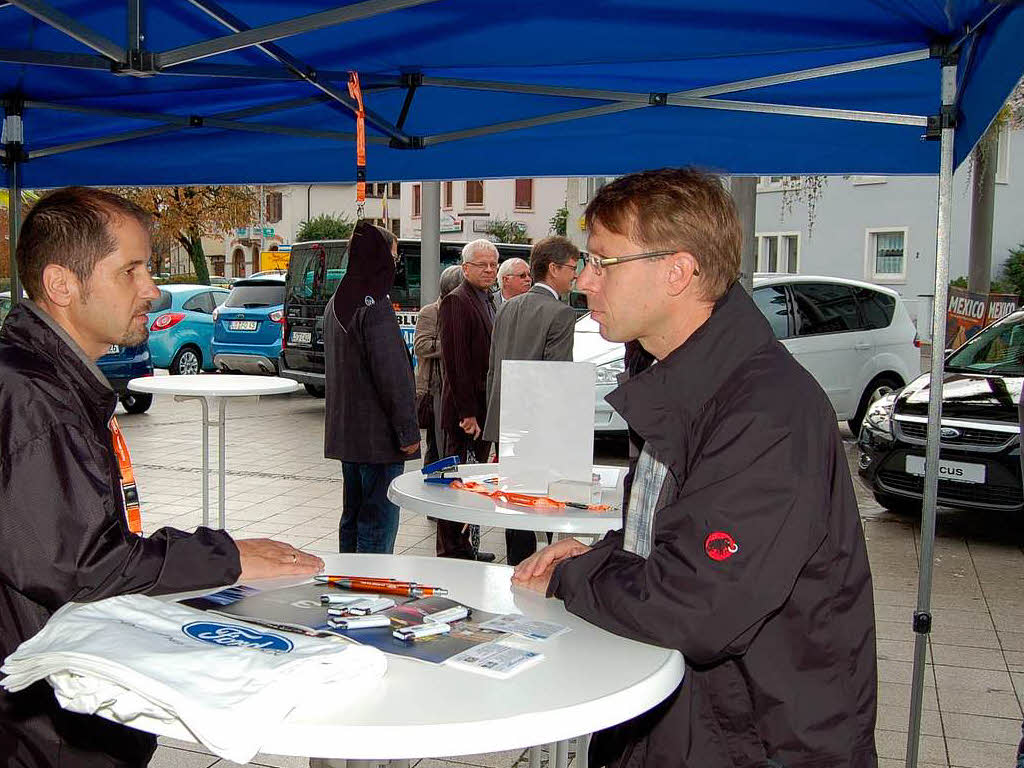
top-left (279, 238), bottom-right (532, 396)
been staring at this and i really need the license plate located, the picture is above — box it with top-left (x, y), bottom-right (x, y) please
top-left (107, 344), bottom-right (120, 354)
top-left (229, 320), bottom-right (258, 331)
top-left (905, 455), bottom-right (986, 484)
top-left (290, 330), bottom-right (312, 345)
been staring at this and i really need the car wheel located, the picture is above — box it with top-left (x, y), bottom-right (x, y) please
top-left (873, 490), bottom-right (922, 516)
top-left (120, 392), bottom-right (153, 414)
top-left (848, 375), bottom-right (902, 435)
top-left (170, 346), bottom-right (202, 375)
top-left (304, 383), bottom-right (326, 398)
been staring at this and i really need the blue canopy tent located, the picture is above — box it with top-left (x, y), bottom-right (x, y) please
top-left (1, 3), bottom-right (1022, 766)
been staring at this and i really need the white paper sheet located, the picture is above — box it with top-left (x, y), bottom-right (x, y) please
top-left (498, 360), bottom-right (595, 493)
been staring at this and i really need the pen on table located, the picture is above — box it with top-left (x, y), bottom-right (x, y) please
top-left (318, 578), bottom-right (448, 597)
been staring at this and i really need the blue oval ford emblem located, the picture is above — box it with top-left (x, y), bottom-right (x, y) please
top-left (940, 427), bottom-right (961, 439)
top-left (182, 621), bottom-right (294, 653)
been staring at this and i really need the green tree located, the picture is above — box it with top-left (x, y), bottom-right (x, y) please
top-left (115, 186), bottom-right (257, 285)
top-left (296, 213), bottom-right (354, 242)
top-left (549, 204), bottom-right (569, 237)
top-left (484, 218), bottom-right (531, 244)
top-left (1000, 244), bottom-right (1024, 299)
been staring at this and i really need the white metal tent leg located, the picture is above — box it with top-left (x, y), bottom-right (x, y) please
top-left (218, 396), bottom-right (227, 529)
top-left (905, 53), bottom-right (957, 768)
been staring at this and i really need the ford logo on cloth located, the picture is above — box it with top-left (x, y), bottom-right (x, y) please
top-left (940, 427), bottom-right (961, 439)
top-left (182, 622), bottom-right (294, 653)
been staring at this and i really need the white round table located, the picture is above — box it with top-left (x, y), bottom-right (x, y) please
top-left (388, 463), bottom-right (624, 535)
top-left (144, 554), bottom-right (684, 767)
top-left (128, 375), bottom-right (300, 529)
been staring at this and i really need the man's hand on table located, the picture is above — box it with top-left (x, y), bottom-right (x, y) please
top-left (459, 417), bottom-right (481, 439)
top-left (400, 441), bottom-right (420, 455)
top-left (236, 539), bottom-right (324, 580)
top-left (511, 538), bottom-right (590, 595)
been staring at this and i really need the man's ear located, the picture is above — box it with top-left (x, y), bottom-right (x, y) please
top-left (40, 264), bottom-right (80, 308)
top-left (665, 251), bottom-right (699, 298)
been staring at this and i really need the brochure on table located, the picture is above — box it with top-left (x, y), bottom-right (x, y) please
top-left (499, 360), bottom-right (595, 495)
top-left (180, 583), bottom-right (551, 672)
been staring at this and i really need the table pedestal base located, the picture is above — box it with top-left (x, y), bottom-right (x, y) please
top-left (310, 736), bottom-right (589, 768)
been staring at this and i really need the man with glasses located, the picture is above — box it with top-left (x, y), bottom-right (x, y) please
top-left (496, 257), bottom-right (532, 304)
top-left (436, 239), bottom-right (500, 561)
top-left (483, 236), bottom-right (579, 564)
top-left (513, 169), bottom-right (877, 768)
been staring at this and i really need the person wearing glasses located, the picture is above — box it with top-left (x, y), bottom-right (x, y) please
top-left (513, 169), bottom-right (877, 768)
top-left (436, 239), bottom-right (501, 561)
top-left (496, 257), bottom-right (532, 304)
top-left (483, 236), bottom-right (580, 565)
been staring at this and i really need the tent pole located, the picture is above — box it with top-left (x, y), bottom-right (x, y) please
top-left (3, 97), bottom-right (23, 305)
top-left (905, 52), bottom-right (957, 768)
top-left (420, 181), bottom-right (440, 305)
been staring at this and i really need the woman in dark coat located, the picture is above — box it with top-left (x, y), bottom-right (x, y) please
top-left (324, 221), bottom-right (420, 553)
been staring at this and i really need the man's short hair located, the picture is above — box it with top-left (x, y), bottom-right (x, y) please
top-left (530, 236), bottom-right (580, 282)
top-left (461, 239), bottom-right (498, 264)
top-left (497, 257), bottom-right (529, 284)
top-left (585, 168), bottom-right (741, 301)
top-left (16, 186), bottom-right (152, 301)
top-left (439, 264), bottom-right (464, 300)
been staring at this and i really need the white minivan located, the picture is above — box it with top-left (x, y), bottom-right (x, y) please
top-left (574, 275), bottom-right (921, 435)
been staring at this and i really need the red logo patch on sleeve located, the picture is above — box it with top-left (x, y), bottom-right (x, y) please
top-left (705, 531), bottom-right (739, 561)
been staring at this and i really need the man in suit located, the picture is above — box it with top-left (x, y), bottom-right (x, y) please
top-left (484, 236), bottom-right (580, 564)
top-left (496, 257), bottom-right (532, 304)
top-left (437, 239), bottom-right (500, 561)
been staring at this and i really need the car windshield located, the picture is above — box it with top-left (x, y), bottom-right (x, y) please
top-left (946, 314), bottom-right (1024, 376)
top-left (285, 243), bottom-right (348, 303)
top-left (225, 284), bottom-right (284, 308)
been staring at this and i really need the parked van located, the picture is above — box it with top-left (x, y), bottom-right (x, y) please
top-left (279, 238), bottom-right (532, 396)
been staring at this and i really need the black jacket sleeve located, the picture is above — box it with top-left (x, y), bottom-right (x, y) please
top-left (362, 304), bottom-right (420, 449)
top-left (0, 423), bottom-right (240, 612)
top-left (549, 410), bottom-right (828, 666)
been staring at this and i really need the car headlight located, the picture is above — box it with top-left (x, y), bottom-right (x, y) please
top-left (595, 358), bottom-right (625, 386)
top-left (864, 392), bottom-right (898, 437)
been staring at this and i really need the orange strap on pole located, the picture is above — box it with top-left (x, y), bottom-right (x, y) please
top-left (110, 417), bottom-right (143, 534)
top-left (347, 71), bottom-right (366, 208)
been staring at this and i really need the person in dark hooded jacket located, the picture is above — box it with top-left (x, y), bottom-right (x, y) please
top-left (324, 222), bottom-right (420, 553)
top-left (513, 169), bottom-right (877, 768)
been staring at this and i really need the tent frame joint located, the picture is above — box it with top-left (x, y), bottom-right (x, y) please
top-left (2, 94), bottom-right (26, 167)
top-left (925, 105), bottom-right (959, 141)
top-left (111, 48), bottom-right (157, 77)
top-left (397, 72), bottom-right (422, 131)
top-left (912, 611), bottom-right (932, 634)
top-left (390, 135), bottom-right (424, 149)
top-left (929, 39), bottom-right (960, 67)
top-left (649, 92), bottom-right (668, 106)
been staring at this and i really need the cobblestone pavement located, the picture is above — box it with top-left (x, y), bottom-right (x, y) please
top-left (115, 380), bottom-right (1024, 768)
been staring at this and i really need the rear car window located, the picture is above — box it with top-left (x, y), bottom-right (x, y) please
top-left (792, 283), bottom-right (862, 336)
top-left (151, 290), bottom-right (172, 313)
top-left (225, 284), bottom-right (285, 308)
top-left (753, 286), bottom-right (790, 339)
top-left (854, 288), bottom-right (895, 330)
top-left (183, 292), bottom-right (215, 314)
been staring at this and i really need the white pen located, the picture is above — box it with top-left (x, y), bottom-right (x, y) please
top-left (393, 622), bottom-right (451, 641)
top-left (321, 594), bottom-right (366, 605)
top-left (423, 606), bottom-right (469, 624)
top-left (329, 615), bottom-right (391, 630)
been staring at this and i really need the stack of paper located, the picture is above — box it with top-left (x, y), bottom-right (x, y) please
top-left (1, 594), bottom-right (387, 763)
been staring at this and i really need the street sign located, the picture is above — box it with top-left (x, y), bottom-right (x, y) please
top-left (262, 227), bottom-right (274, 237)
top-left (236, 227), bottom-right (248, 236)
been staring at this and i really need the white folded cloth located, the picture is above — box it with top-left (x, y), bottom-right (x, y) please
top-left (1, 594), bottom-right (387, 763)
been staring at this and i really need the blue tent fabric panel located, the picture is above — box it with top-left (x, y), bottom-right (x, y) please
top-left (0, 1), bottom-right (1021, 186)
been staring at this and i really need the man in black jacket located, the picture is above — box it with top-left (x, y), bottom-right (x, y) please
top-left (0, 187), bottom-right (324, 768)
top-left (513, 169), bottom-right (877, 768)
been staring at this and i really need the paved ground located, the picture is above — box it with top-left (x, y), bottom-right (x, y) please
top-left (115, 379), bottom-right (1024, 768)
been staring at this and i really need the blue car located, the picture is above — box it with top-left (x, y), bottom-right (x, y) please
top-left (147, 284), bottom-right (229, 375)
top-left (97, 342), bottom-right (155, 413)
top-left (2, 291), bottom-right (154, 412)
top-left (211, 276), bottom-right (286, 374)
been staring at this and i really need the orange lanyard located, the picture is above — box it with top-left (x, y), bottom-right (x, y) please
top-left (451, 480), bottom-right (612, 512)
top-left (348, 71), bottom-right (366, 204)
top-left (110, 417), bottom-right (142, 534)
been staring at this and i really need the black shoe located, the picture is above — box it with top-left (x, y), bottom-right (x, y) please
top-left (475, 551), bottom-right (497, 563)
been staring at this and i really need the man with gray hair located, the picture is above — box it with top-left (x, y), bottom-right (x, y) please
top-left (436, 239), bottom-right (500, 560)
top-left (496, 257), bottom-right (531, 303)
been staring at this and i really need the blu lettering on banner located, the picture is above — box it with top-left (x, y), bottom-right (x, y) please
top-left (181, 622), bottom-right (294, 653)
